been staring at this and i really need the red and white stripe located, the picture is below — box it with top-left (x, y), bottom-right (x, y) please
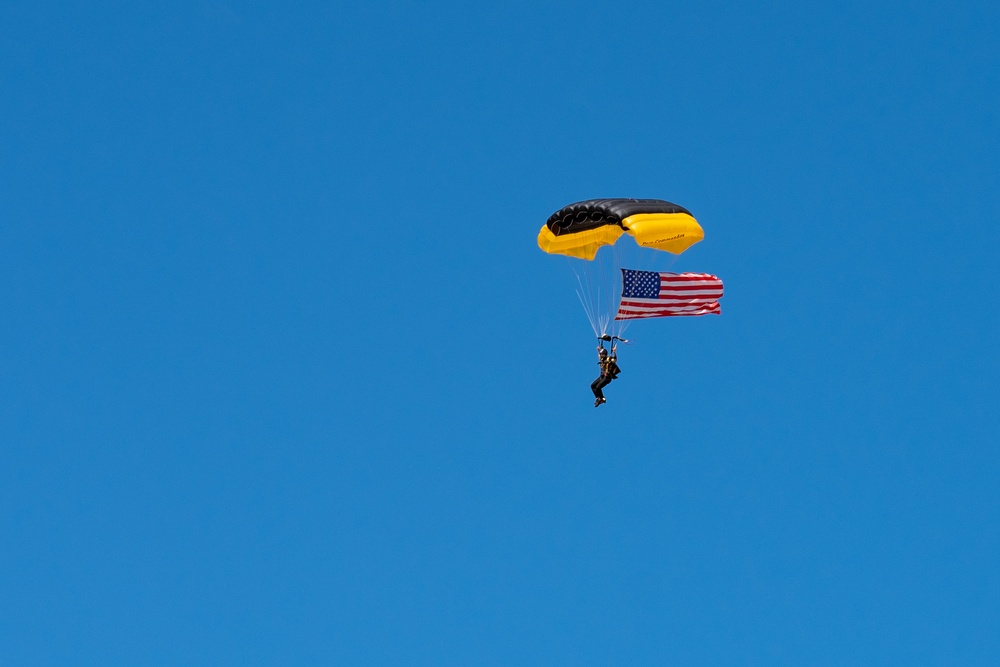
top-left (615, 272), bottom-right (723, 320)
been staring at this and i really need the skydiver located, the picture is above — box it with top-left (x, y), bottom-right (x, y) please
top-left (591, 345), bottom-right (621, 407)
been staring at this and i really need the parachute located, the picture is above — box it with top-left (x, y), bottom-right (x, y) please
top-left (538, 198), bottom-right (707, 339)
top-left (537, 199), bottom-right (704, 260)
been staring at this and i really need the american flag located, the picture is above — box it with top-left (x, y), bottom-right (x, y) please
top-left (615, 269), bottom-right (723, 320)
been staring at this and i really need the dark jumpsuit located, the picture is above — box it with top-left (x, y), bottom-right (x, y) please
top-left (591, 356), bottom-right (620, 400)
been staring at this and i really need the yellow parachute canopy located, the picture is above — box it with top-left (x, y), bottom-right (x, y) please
top-left (538, 198), bottom-right (704, 260)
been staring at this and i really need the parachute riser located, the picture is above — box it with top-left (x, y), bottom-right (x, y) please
top-left (597, 333), bottom-right (631, 352)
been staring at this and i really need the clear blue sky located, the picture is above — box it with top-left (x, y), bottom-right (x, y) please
top-left (3, 1), bottom-right (998, 664)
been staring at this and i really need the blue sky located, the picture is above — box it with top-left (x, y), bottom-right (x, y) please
top-left (2, 1), bottom-right (998, 664)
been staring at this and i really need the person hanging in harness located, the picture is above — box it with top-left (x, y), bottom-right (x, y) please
top-left (591, 344), bottom-right (621, 407)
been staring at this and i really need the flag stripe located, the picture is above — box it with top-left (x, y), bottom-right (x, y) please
top-left (658, 284), bottom-right (721, 291)
top-left (619, 300), bottom-right (720, 309)
top-left (618, 303), bottom-right (720, 311)
top-left (617, 307), bottom-right (720, 315)
top-left (654, 291), bottom-right (724, 298)
top-left (617, 303), bottom-right (721, 312)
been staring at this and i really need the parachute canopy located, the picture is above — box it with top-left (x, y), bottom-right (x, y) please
top-left (537, 198), bottom-right (704, 260)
